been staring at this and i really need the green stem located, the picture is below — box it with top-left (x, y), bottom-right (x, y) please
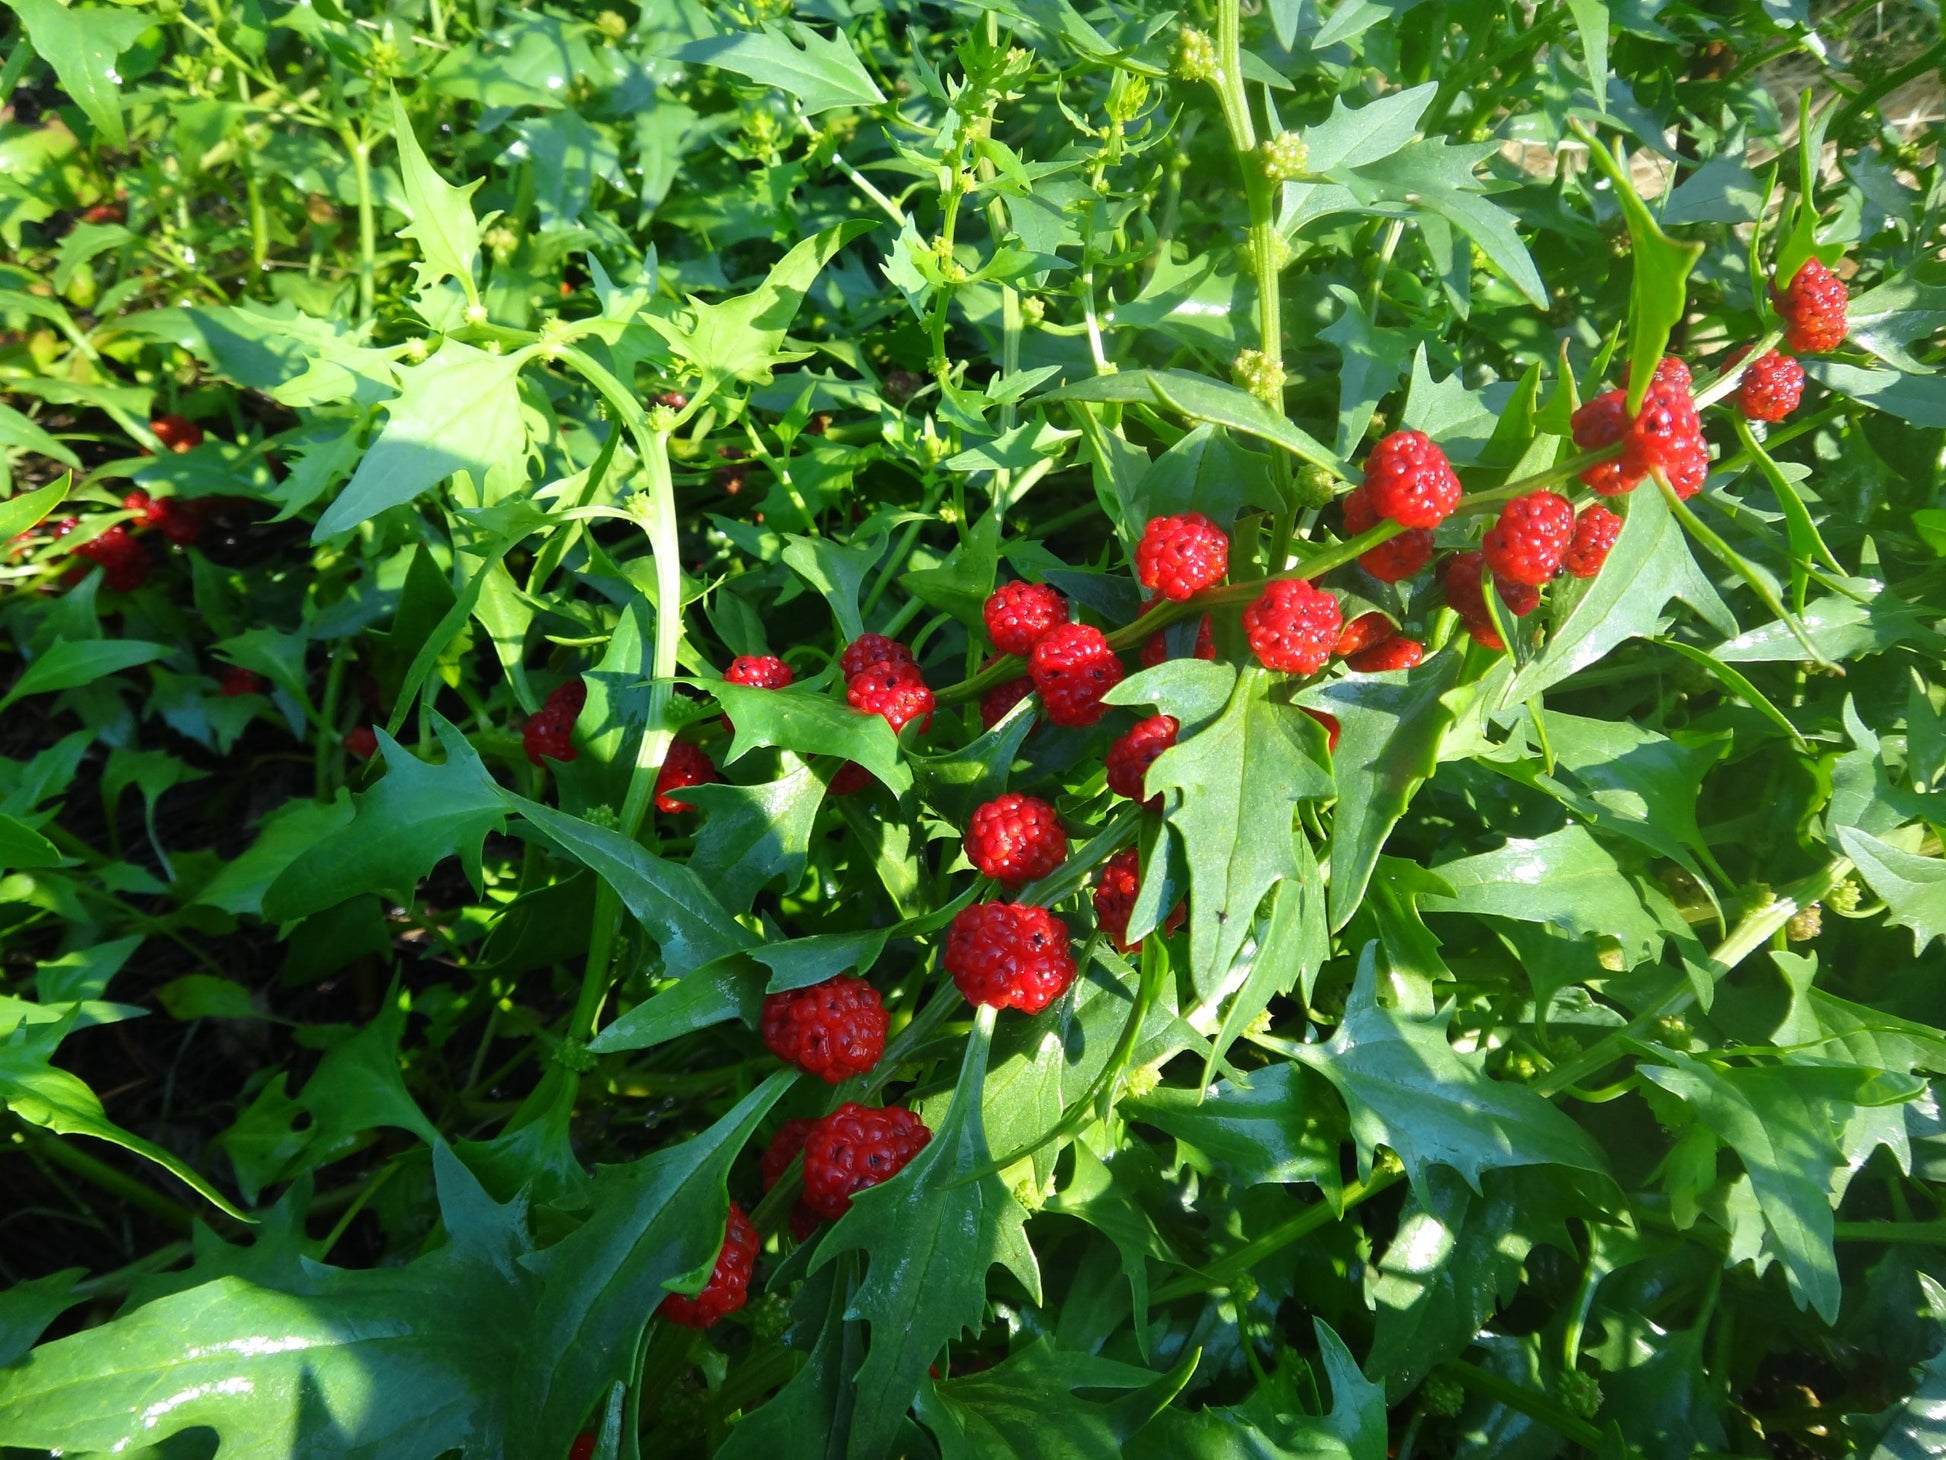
top-left (1212, 0), bottom-right (1280, 368)
top-left (1436, 1360), bottom-right (1607, 1451)
top-left (345, 124), bottom-right (378, 324)
top-left (1151, 1169), bottom-right (1403, 1303)
top-left (14, 1124), bottom-right (202, 1234)
top-left (1534, 858), bottom-right (1851, 1098)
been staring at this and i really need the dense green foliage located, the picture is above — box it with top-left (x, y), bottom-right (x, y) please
top-left (0, 0), bottom-right (1944, 1455)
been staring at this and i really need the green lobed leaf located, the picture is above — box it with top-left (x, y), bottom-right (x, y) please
top-left (1145, 666), bottom-right (1333, 1000)
top-left (671, 22), bottom-right (887, 115)
top-left (717, 680), bottom-right (909, 793)
top-left (643, 220), bottom-right (879, 388)
top-left (0, 639), bottom-right (170, 713)
top-left (0, 0), bottom-right (153, 147)
top-left (313, 343), bottom-right (531, 540)
top-left (1640, 1050), bottom-right (1920, 1323)
top-left (915, 1336), bottom-right (1196, 1459)
top-left (263, 716), bottom-right (505, 922)
top-left (0, 1147), bottom-right (529, 1456)
top-left (1836, 826), bottom-right (1946, 955)
top-left (1364, 1168), bottom-right (1573, 1399)
top-left (1307, 648), bottom-right (1465, 930)
top-left (1289, 947), bottom-right (1612, 1199)
top-left (389, 89), bottom-right (485, 302)
top-left (1127, 1062), bottom-right (1345, 1199)
top-left (1419, 823), bottom-right (1662, 969)
top-left (511, 1071), bottom-right (795, 1452)
top-left (505, 792), bottom-right (755, 978)
top-left (1045, 370), bottom-right (1346, 477)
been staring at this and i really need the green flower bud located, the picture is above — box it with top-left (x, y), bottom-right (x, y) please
top-left (1173, 26), bottom-right (1219, 83)
top-left (1232, 348), bottom-right (1286, 408)
top-left (1019, 295), bottom-right (1046, 328)
top-left (1786, 902), bottom-right (1823, 942)
top-left (1421, 1374), bottom-right (1465, 1418)
top-left (1829, 876), bottom-right (1864, 914)
top-left (483, 225), bottom-right (519, 263)
top-left (1260, 131), bottom-right (1309, 181)
top-left (553, 1037), bottom-right (598, 1072)
top-left (1558, 1370), bottom-right (1603, 1420)
top-left (595, 9), bottom-right (628, 40)
top-left (1295, 463), bottom-right (1338, 510)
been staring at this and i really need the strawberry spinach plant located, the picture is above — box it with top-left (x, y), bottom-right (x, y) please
top-left (1, 0), bottom-right (1944, 1455)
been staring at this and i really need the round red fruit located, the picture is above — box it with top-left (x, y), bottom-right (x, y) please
top-left (1136, 512), bottom-right (1229, 601)
top-left (74, 524), bottom-right (149, 591)
top-left (1571, 391), bottom-right (1637, 496)
top-left (1343, 487), bottom-right (1434, 582)
top-left (847, 660), bottom-right (934, 735)
top-left (1092, 845), bottom-right (1185, 953)
top-left (840, 633), bottom-right (914, 680)
top-left (1361, 430), bottom-right (1462, 529)
top-left (801, 1103), bottom-right (932, 1220)
top-left (218, 666), bottom-right (266, 697)
top-left (150, 414), bottom-right (203, 453)
top-left (964, 792), bottom-right (1068, 885)
top-left (655, 739), bottom-right (720, 812)
top-left (944, 902), bottom-right (1076, 1014)
top-left (1562, 504), bottom-right (1623, 579)
top-left (1029, 623), bottom-right (1124, 728)
top-left (761, 976), bottom-right (888, 1082)
top-left (345, 725), bottom-right (379, 759)
top-left (1333, 611), bottom-right (1394, 660)
top-left (1106, 713), bottom-right (1179, 807)
top-left (725, 654), bottom-right (794, 692)
top-left (1482, 491), bottom-right (1574, 586)
top-left (983, 581), bottom-right (1068, 657)
top-left (1734, 349), bottom-right (1805, 423)
top-left (980, 675), bottom-right (1034, 730)
top-left (1347, 637), bottom-right (1424, 673)
top-left (658, 1202), bottom-right (758, 1329)
top-left (1242, 578), bottom-right (1342, 675)
top-left (1775, 258), bottom-right (1848, 354)
top-left (523, 706), bottom-right (576, 766)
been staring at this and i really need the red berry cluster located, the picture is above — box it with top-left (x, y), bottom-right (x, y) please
top-left (1342, 487), bottom-right (1434, 583)
top-left (944, 901), bottom-right (1076, 1013)
top-left (1334, 612), bottom-right (1423, 673)
top-left (1732, 348), bottom-right (1805, 423)
top-left (1361, 430), bottom-right (1462, 528)
top-left (1571, 358), bottom-right (1708, 499)
top-left (655, 738), bottom-right (720, 813)
top-left (1106, 714), bottom-right (1178, 807)
top-left (983, 581), bottom-right (1068, 657)
top-left (1242, 578), bottom-right (1343, 675)
top-left (1775, 258), bottom-right (1848, 354)
top-left (1136, 512), bottom-right (1229, 601)
top-left (523, 679), bottom-right (586, 767)
top-left (1029, 622), bottom-right (1124, 727)
top-left (799, 1102), bottom-right (932, 1220)
top-left (1562, 504), bottom-right (1622, 578)
top-left (964, 793), bottom-right (1068, 886)
top-left (844, 637), bottom-right (933, 735)
top-left (123, 488), bottom-right (206, 547)
top-left (761, 976), bottom-right (887, 1083)
top-left (218, 666), bottom-right (267, 698)
top-left (1443, 550), bottom-right (1538, 650)
top-left (1092, 845), bottom-right (1185, 953)
top-left (721, 653), bottom-right (794, 732)
top-left (149, 413), bottom-right (204, 454)
top-left (658, 1202), bottom-right (758, 1329)
top-left (1482, 491), bottom-right (1575, 586)
top-left (72, 524), bottom-right (150, 592)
